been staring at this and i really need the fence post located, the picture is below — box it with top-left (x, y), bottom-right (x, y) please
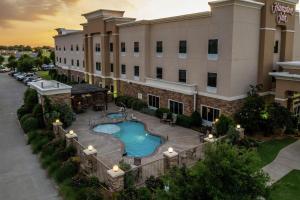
top-left (236, 125), bottom-right (245, 140)
top-left (52, 119), bottom-right (63, 138)
top-left (65, 130), bottom-right (78, 146)
top-left (83, 146), bottom-right (97, 174)
top-left (163, 148), bottom-right (179, 170)
top-left (107, 166), bottom-right (125, 191)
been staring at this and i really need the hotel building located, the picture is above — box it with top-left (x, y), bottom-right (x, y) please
top-left (54, 0), bottom-right (300, 125)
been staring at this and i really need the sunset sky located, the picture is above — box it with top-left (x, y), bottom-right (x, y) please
top-left (0, 0), bottom-right (299, 47)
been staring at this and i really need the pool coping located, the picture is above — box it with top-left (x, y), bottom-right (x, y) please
top-left (89, 114), bottom-right (166, 159)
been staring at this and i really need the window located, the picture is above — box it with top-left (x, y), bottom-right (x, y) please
top-left (82, 45), bottom-right (84, 51)
top-left (148, 95), bottom-right (160, 109)
top-left (76, 60), bottom-right (79, 67)
top-left (156, 41), bottom-right (163, 53)
top-left (110, 85), bottom-right (114, 93)
top-left (179, 70), bottom-right (187, 83)
top-left (134, 42), bottom-right (139, 53)
top-left (56, 57), bottom-right (58, 62)
top-left (208, 39), bottom-right (218, 54)
top-left (59, 47), bottom-right (61, 51)
top-left (169, 100), bottom-right (183, 115)
top-left (207, 73), bottom-right (217, 87)
top-left (110, 63), bottom-right (114, 73)
top-left (95, 43), bottom-right (100, 52)
top-left (71, 45), bottom-right (73, 51)
top-left (56, 45), bottom-right (58, 50)
top-left (134, 66), bottom-right (139, 77)
top-left (59, 58), bottom-right (61, 63)
top-left (64, 46), bottom-right (66, 51)
top-left (121, 64), bottom-right (126, 74)
top-left (64, 58), bottom-right (66, 64)
top-left (121, 42), bottom-right (126, 52)
top-left (179, 40), bottom-right (187, 54)
top-left (201, 105), bottom-right (220, 123)
top-left (156, 67), bottom-right (163, 79)
top-left (96, 62), bottom-right (101, 71)
top-left (76, 45), bottom-right (79, 51)
top-left (110, 43), bottom-right (113, 52)
top-left (274, 40), bottom-right (279, 53)
top-left (83, 61), bottom-right (85, 68)
top-left (71, 59), bottom-right (74, 66)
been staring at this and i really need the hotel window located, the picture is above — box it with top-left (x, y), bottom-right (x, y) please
top-left (83, 60), bottom-right (85, 68)
top-left (59, 47), bottom-right (61, 51)
top-left (156, 67), bottom-right (163, 79)
top-left (55, 45), bottom-right (58, 50)
top-left (76, 45), bottom-right (79, 51)
top-left (201, 105), bottom-right (220, 123)
top-left (208, 39), bottom-right (218, 54)
top-left (71, 59), bottom-right (74, 66)
top-left (82, 44), bottom-right (84, 51)
top-left (64, 58), bottom-right (66, 64)
top-left (156, 41), bottom-right (163, 53)
top-left (110, 43), bottom-right (113, 52)
top-left (148, 95), bottom-right (160, 109)
top-left (207, 73), bottom-right (217, 88)
top-left (121, 42), bottom-right (126, 52)
top-left (95, 43), bottom-right (100, 52)
top-left (56, 57), bottom-right (58, 62)
top-left (96, 62), bottom-right (101, 71)
top-left (179, 70), bottom-right (187, 83)
top-left (134, 66), bottom-right (140, 77)
top-left (179, 40), bottom-right (187, 54)
top-left (169, 100), bottom-right (183, 115)
top-left (110, 63), bottom-right (114, 73)
top-left (134, 42), bottom-right (139, 53)
top-left (71, 45), bottom-right (73, 51)
top-left (63, 46), bottom-right (66, 51)
top-left (274, 40), bottom-right (279, 53)
top-left (121, 64), bottom-right (126, 74)
top-left (59, 58), bottom-right (61, 63)
top-left (76, 60), bottom-right (79, 67)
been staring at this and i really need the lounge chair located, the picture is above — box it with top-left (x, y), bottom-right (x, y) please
top-left (160, 113), bottom-right (169, 123)
top-left (131, 114), bottom-right (137, 120)
top-left (170, 114), bottom-right (177, 126)
top-left (119, 107), bottom-right (125, 112)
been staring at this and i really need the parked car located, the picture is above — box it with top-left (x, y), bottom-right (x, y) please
top-left (0, 67), bottom-right (11, 73)
top-left (14, 72), bottom-right (24, 79)
top-left (17, 73), bottom-right (35, 81)
top-left (41, 64), bottom-right (55, 71)
top-left (25, 77), bottom-right (42, 86)
top-left (8, 71), bottom-right (17, 76)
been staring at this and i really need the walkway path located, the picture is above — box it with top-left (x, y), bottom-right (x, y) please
top-left (263, 139), bottom-right (300, 184)
top-left (0, 73), bottom-right (59, 200)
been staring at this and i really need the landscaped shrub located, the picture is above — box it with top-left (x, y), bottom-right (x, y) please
top-left (54, 159), bottom-right (80, 183)
top-left (145, 176), bottom-right (164, 192)
top-left (216, 115), bottom-right (234, 137)
top-left (132, 99), bottom-right (147, 111)
top-left (32, 104), bottom-right (44, 128)
top-left (23, 88), bottom-right (38, 112)
top-left (126, 96), bottom-right (136, 108)
top-left (20, 113), bottom-right (33, 125)
top-left (53, 103), bottom-right (75, 128)
top-left (191, 111), bottom-right (202, 127)
top-left (176, 115), bottom-right (193, 128)
top-left (140, 107), bottom-right (156, 116)
top-left (21, 116), bottom-right (39, 133)
top-left (155, 108), bottom-right (171, 118)
top-left (17, 105), bottom-right (29, 119)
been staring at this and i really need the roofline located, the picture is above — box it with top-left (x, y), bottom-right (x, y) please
top-left (53, 30), bottom-right (83, 38)
top-left (82, 9), bottom-right (125, 17)
top-left (117, 11), bottom-right (212, 27)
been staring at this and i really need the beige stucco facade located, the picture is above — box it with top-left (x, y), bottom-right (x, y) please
top-left (54, 0), bottom-right (300, 123)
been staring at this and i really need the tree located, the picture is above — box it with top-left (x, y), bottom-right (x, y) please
top-left (43, 56), bottom-right (51, 65)
top-left (215, 114), bottom-right (234, 136)
top-left (155, 142), bottom-right (270, 200)
top-left (0, 55), bottom-right (4, 65)
top-left (17, 54), bottom-right (35, 72)
top-left (50, 51), bottom-right (55, 64)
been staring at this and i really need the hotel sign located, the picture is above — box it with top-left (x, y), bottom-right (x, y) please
top-left (272, 2), bottom-right (295, 24)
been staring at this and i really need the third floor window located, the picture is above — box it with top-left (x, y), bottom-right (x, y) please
top-left (121, 42), bottom-right (126, 52)
top-left (208, 39), bottom-right (218, 54)
top-left (95, 43), bottom-right (100, 52)
top-left (179, 40), bottom-right (187, 54)
top-left (134, 42), bottom-right (139, 53)
top-left (110, 43), bottom-right (113, 52)
top-left (156, 41), bottom-right (163, 53)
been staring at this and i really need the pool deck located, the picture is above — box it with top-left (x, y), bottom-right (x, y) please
top-left (69, 104), bottom-right (203, 167)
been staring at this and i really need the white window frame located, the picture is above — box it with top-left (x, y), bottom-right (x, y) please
top-left (200, 105), bottom-right (221, 126)
top-left (147, 94), bottom-right (160, 110)
top-left (168, 99), bottom-right (184, 115)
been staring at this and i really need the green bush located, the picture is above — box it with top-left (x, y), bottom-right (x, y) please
top-left (17, 105), bottom-right (29, 119)
top-left (155, 108), bottom-right (171, 118)
top-left (216, 115), bottom-right (234, 136)
top-left (32, 104), bottom-right (44, 128)
top-left (191, 111), bottom-right (202, 127)
top-left (23, 88), bottom-right (38, 112)
top-left (54, 159), bottom-right (80, 183)
top-left (176, 115), bottom-right (193, 128)
top-left (132, 99), bottom-right (147, 111)
top-left (21, 116), bottom-right (39, 133)
top-left (20, 113), bottom-right (33, 125)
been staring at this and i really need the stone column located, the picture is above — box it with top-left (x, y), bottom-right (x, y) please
top-left (107, 168), bottom-right (125, 191)
top-left (163, 150), bottom-right (179, 170)
top-left (65, 131), bottom-right (78, 146)
top-left (235, 126), bottom-right (245, 140)
top-left (52, 120), bottom-right (63, 138)
top-left (83, 146), bottom-right (97, 174)
top-left (88, 34), bottom-right (94, 84)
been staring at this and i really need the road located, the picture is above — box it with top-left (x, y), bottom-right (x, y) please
top-left (0, 73), bottom-right (59, 200)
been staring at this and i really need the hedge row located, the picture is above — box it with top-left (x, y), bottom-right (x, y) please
top-left (115, 96), bottom-right (147, 111)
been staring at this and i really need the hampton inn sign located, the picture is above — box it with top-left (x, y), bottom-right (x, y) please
top-left (272, 2), bottom-right (295, 23)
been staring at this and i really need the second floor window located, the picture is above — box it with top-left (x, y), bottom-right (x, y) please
top-left (156, 41), bottom-right (163, 53)
top-left (110, 43), bottom-right (113, 52)
top-left (121, 42), bottom-right (126, 52)
top-left (96, 62), bottom-right (101, 71)
top-left (95, 43), bottom-right (100, 52)
top-left (134, 42), bottom-right (139, 53)
top-left (71, 45), bottom-right (73, 51)
top-left (207, 73), bottom-right (217, 87)
top-left (179, 69), bottom-right (186, 83)
top-left (63, 46), bottom-right (66, 51)
top-left (76, 45), bottom-right (79, 51)
top-left (208, 39), bottom-right (218, 54)
top-left (121, 64), bottom-right (126, 74)
top-left (156, 67), bottom-right (163, 79)
top-left (76, 60), bottom-right (79, 67)
top-left (59, 58), bottom-right (61, 63)
top-left (64, 58), bottom-right (66, 64)
top-left (110, 63), bottom-right (114, 73)
top-left (71, 59), bottom-right (74, 66)
top-left (134, 66), bottom-right (140, 77)
top-left (179, 40), bottom-right (187, 54)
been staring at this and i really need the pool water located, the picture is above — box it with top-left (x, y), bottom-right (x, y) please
top-left (93, 121), bottom-right (162, 157)
top-left (107, 113), bottom-right (126, 119)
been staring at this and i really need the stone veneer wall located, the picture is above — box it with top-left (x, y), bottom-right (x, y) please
top-left (119, 80), bottom-right (194, 116)
top-left (41, 93), bottom-right (71, 107)
top-left (69, 70), bottom-right (85, 83)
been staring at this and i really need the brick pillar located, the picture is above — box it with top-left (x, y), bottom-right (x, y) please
top-left (236, 126), bottom-right (245, 140)
top-left (65, 131), bottom-right (78, 146)
top-left (52, 120), bottom-right (63, 138)
top-left (83, 146), bottom-right (97, 174)
top-left (107, 167), bottom-right (125, 191)
top-left (163, 149), bottom-right (179, 170)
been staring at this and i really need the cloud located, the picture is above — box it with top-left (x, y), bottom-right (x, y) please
top-left (0, 0), bottom-right (80, 27)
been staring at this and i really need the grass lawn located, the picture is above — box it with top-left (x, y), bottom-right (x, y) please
top-left (269, 170), bottom-right (300, 200)
top-left (256, 137), bottom-right (297, 168)
top-left (36, 70), bottom-right (51, 80)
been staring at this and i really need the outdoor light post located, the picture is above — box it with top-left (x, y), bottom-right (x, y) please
top-left (235, 124), bottom-right (245, 139)
top-left (52, 119), bottom-right (63, 137)
top-left (107, 164), bottom-right (125, 191)
top-left (65, 130), bottom-right (78, 146)
top-left (163, 147), bottom-right (179, 170)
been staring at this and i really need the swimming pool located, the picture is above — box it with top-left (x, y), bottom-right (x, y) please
top-left (107, 113), bottom-right (126, 119)
top-left (93, 121), bottom-right (162, 157)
